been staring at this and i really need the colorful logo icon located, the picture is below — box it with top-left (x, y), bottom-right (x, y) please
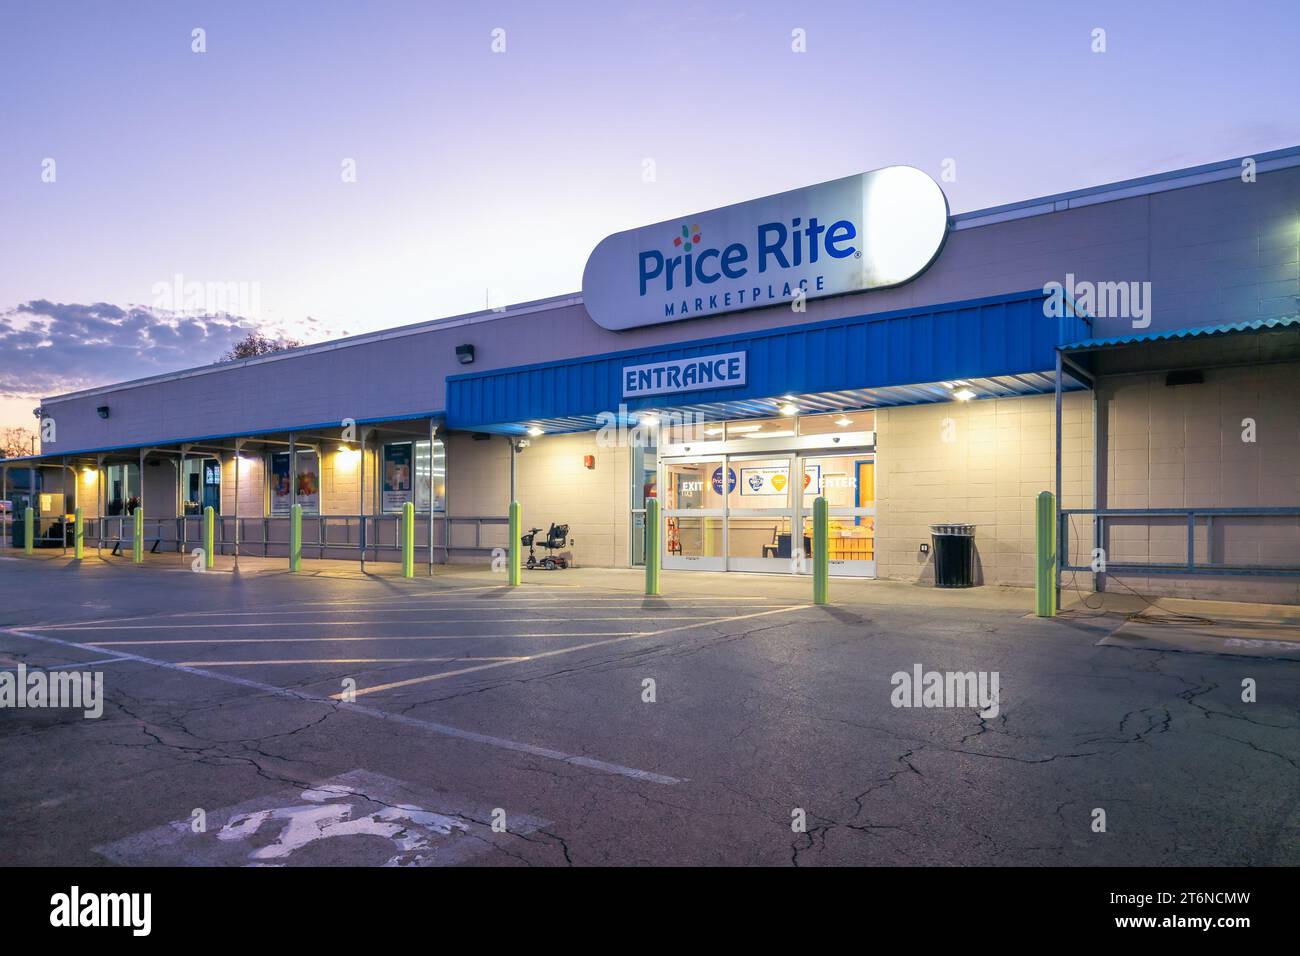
top-left (673, 223), bottom-right (702, 252)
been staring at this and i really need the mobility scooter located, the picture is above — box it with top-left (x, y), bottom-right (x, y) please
top-left (522, 523), bottom-right (570, 570)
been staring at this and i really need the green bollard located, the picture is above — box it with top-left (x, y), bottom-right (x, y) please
top-left (23, 506), bottom-right (33, 555)
top-left (289, 503), bottom-right (302, 572)
top-left (204, 506), bottom-right (215, 569)
top-left (1035, 491), bottom-right (1057, 617)
top-left (508, 500), bottom-right (521, 587)
top-left (74, 506), bottom-right (83, 559)
top-left (132, 507), bottom-right (143, 564)
top-left (644, 498), bottom-right (661, 595)
top-left (813, 496), bottom-right (829, 605)
top-left (401, 501), bottom-right (414, 578)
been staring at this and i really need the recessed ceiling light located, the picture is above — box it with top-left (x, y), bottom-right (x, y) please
top-left (952, 388), bottom-right (976, 402)
top-left (526, 426), bottom-right (544, 437)
top-left (779, 403), bottom-right (797, 416)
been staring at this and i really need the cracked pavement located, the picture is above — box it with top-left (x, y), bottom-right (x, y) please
top-left (1, 556), bottom-right (1297, 866)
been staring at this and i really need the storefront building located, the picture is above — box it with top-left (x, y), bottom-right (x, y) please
top-left (7, 147), bottom-right (1300, 603)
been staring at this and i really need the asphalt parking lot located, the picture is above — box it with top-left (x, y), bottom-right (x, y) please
top-left (1, 553), bottom-right (1297, 866)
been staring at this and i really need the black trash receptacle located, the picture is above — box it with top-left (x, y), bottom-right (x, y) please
top-left (930, 523), bottom-right (975, 588)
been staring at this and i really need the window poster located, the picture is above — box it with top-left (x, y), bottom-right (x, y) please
top-left (270, 452), bottom-right (292, 513)
top-left (296, 451), bottom-right (319, 513)
top-left (271, 451), bottom-right (319, 514)
top-left (383, 442), bottom-right (413, 512)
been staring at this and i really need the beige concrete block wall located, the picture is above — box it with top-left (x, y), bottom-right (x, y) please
top-left (220, 454), bottom-right (267, 519)
top-left (512, 432), bottom-right (629, 569)
top-left (1098, 362), bottom-right (1300, 604)
top-left (445, 433), bottom-right (510, 555)
top-left (875, 392), bottom-right (1094, 587)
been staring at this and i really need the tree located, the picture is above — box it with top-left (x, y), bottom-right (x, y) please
top-left (221, 330), bottom-right (301, 362)
top-left (0, 426), bottom-right (37, 459)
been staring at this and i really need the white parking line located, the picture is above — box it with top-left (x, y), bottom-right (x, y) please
top-left (0, 625), bottom-right (684, 787)
top-left (36, 616), bottom-right (732, 631)
top-left (176, 656), bottom-right (527, 667)
top-left (337, 605), bottom-right (809, 698)
top-left (85, 632), bottom-right (645, 646)
top-left (0, 656), bottom-right (131, 671)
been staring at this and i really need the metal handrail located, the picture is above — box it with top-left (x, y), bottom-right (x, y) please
top-left (1060, 507), bottom-right (1300, 577)
top-left (36, 511), bottom-right (511, 561)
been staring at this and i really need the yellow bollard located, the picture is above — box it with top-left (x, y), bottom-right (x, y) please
top-left (204, 506), bottom-right (215, 569)
top-left (133, 507), bottom-right (143, 564)
top-left (401, 501), bottom-right (414, 578)
top-left (508, 501), bottom-right (521, 587)
top-left (813, 496), bottom-right (829, 605)
top-left (74, 506), bottom-right (83, 559)
top-left (644, 498), bottom-right (661, 596)
top-left (289, 503), bottom-right (302, 572)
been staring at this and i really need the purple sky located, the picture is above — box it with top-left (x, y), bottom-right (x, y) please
top-left (2, 0), bottom-right (1298, 432)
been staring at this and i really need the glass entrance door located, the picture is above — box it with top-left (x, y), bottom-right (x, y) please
top-left (662, 457), bottom-right (725, 570)
top-left (726, 454), bottom-right (799, 572)
top-left (797, 453), bottom-right (876, 577)
top-left (658, 447), bottom-right (876, 577)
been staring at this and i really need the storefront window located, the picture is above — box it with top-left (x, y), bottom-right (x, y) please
top-left (663, 460), bottom-right (726, 510)
top-left (801, 454), bottom-right (869, 508)
top-left (269, 450), bottom-right (320, 515)
top-left (798, 410), bottom-right (875, 435)
top-left (666, 516), bottom-right (723, 558)
top-left (632, 443), bottom-right (657, 511)
top-left (630, 440), bottom-right (658, 565)
top-left (725, 416), bottom-right (795, 440)
top-left (182, 458), bottom-right (221, 515)
top-left (105, 463), bottom-right (139, 516)
top-left (384, 440), bottom-right (445, 512)
top-left (663, 419), bottom-right (723, 443)
top-left (727, 456), bottom-right (793, 511)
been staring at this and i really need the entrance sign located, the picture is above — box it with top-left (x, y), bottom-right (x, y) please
top-left (584, 165), bottom-right (949, 331)
top-left (622, 351), bottom-right (746, 399)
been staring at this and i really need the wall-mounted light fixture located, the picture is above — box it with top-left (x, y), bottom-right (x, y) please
top-left (455, 344), bottom-right (475, 365)
top-left (96, 406), bottom-right (110, 419)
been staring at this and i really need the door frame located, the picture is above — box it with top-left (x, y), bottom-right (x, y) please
top-left (661, 454), bottom-right (726, 571)
top-left (658, 439), bottom-right (877, 577)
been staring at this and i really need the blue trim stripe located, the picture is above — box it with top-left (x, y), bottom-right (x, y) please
top-left (10, 411), bottom-right (446, 463)
top-left (447, 289), bottom-right (1058, 429)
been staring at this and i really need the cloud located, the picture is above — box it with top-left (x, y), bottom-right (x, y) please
top-left (0, 300), bottom-right (304, 401)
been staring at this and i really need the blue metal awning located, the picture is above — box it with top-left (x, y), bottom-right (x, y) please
top-left (1060, 316), bottom-right (1300, 352)
top-left (448, 289), bottom-right (1087, 433)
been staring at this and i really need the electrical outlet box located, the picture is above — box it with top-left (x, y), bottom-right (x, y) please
top-left (919, 542), bottom-right (930, 554)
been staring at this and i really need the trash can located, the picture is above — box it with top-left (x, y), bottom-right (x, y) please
top-left (930, 523), bottom-right (975, 588)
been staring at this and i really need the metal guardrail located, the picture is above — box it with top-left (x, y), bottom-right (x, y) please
top-left (1060, 507), bottom-right (1300, 577)
top-left (0, 512), bottom-right (508, 563)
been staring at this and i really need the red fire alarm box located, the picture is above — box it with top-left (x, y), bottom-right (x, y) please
top-left (583, 455), bottom-right (595, 470)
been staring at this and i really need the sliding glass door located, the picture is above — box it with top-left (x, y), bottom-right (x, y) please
top-left (659, 449), bottom-right (875, 577)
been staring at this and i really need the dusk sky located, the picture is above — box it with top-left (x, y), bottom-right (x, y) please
top-left (2, 0), bottom-right (1298, 434)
